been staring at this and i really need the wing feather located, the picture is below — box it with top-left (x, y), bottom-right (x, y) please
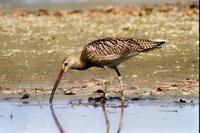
top-left (80, 38), bottom-right (163, 66)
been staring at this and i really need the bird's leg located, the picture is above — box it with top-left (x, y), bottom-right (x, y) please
top-left (102, 66), bottom-right (110, 101)
top-left (114, 67), bottom-right (125, 104)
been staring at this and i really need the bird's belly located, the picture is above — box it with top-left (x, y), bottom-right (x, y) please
top-left (92, 58), bottom-right (127, 68)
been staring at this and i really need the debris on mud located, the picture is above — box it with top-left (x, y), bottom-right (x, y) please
top-left (0, 1), bottom-right (198, 101)
top-left (178, 99), bottom-right (187, 103)
top-left (0, 4), bottom-right (199, 17)
top-left (175, 98), bottom-right (187, 103)
top-left (20, 93), bottom-right (30, 99)
top-left (88, 96), bottom-right (106, 103)
top-left (63, 87), bottom-right (80, 95)
top-left (174, 98), bottom-right (194, 104)
top-left (2, 97), bottom-right (14, 100)
top-left (131, 97), bottom-right (141, 101)
top-left (0, 76), bottom-right (198, 101)
top-left (107, 96), bottom-right (121, 101)
top-left (64, 90), bottom-right (76, 95)
top-left (156, 87), bottom-right (169, 92)
top-left (94, 89), bottom-right (104, 94)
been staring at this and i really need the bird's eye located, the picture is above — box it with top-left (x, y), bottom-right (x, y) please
top-left (64, 63), bottom-right (68, 66)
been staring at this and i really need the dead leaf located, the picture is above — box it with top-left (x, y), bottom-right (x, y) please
top-left (64, 90), bottom-right (77, 95)
top-left (63, 87), bottom-right (80, 95)
top-left (156, 87), bottom-right (169, 92)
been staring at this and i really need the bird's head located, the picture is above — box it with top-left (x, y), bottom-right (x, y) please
top-left (61, 56), bottom-right (78, 72)
top-left (49, 56), bottom-right (80, 104)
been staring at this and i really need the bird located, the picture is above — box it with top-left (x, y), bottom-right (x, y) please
top-left (49, 37), bottom-right (166, 104)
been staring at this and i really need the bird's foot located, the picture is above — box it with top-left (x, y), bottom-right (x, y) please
top-left (119, 90), bottom-right (125, 105)
top-left (101, 92), bottom-right (107, 103)
top-left (93, 89), bottom-right (107, 103)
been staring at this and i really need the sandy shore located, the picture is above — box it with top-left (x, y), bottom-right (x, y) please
top-left (0, 3), bottom-right (199, 102)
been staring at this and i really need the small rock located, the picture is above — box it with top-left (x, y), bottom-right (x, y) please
top-left (20, 93), bottom-right (30, 99)
top-left (131, 97), bottom-right (140, 101)
top-left (178, 99), bottom-right (187, 103)
top-left (88, 97), bottom-right (94, 103)
top-left (94, 89), bottom-right (104, 93)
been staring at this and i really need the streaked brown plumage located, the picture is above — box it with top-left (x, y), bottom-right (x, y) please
top-left (49, 37), bottom-right (166, 104)
top-left (81, 38), bottom-right (165, 68)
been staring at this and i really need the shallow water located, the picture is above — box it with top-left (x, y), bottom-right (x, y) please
top-left (0, 99), bottom-right (198, 133)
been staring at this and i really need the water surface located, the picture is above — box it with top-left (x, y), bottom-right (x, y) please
top-left (0, 99), bottom-right (198, 133)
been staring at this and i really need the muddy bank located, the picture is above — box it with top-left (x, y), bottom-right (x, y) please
top-left (0, 0), bottom-right (198, 12)
top-left (0, 3), bottom-right (199, 101)
top-left (0, 76), bottom-right (198, 102)
top-left (0, 3), bottom-right (199, 17)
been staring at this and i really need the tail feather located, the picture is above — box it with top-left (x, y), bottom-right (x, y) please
top-left (138, 39), bottom-right (166, 50)
top-left (140, 39), bottom-right (166, 52)
top-left (156, 40), bottom-right (166, 47)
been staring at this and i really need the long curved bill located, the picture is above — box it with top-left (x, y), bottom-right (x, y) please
top-left (49, 69), bottom-right (65, 104)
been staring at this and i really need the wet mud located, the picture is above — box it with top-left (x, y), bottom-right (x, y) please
top-left (0, 1), bottom-right (199, 105)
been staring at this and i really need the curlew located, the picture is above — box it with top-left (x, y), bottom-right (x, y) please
top-left (49, 37), bottom-right (166, 104)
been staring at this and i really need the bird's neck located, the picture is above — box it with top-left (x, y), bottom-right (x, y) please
top-left (71, 57), bottom-right (88, 70)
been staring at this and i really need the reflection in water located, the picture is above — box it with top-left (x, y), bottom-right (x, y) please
top-left (117, 105), bottom-right (124, 133)
top-left (101, 103), bottom-right (125, 133)
top-left (49, 104), bottom-right (65, 133)
top-left (101, 104), bottom-right (110, 133)
top-left (0, 100), bottom-right (197, 133)
top-left (49, 102), bottom-right (125, 133)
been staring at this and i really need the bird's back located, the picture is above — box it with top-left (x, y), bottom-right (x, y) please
top-left (80, 38), bottom-right (165, 67)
